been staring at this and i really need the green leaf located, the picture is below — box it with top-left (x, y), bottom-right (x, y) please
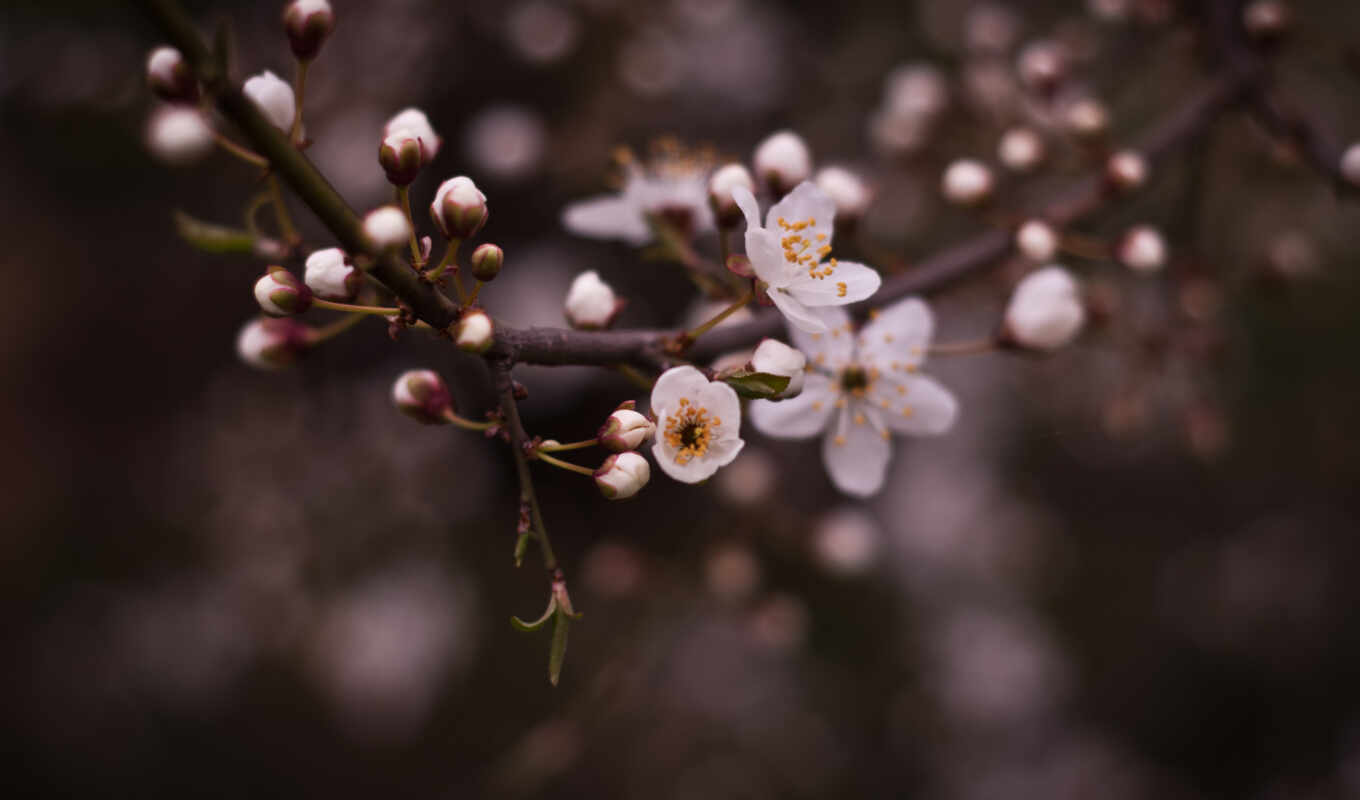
top-left (723, 370), bottom-right (791, 400)
top-left (173, 210), bottom-right (258, 255)
top-left (548, 610), bottom-right (570, 687)
top-left (510, 594), bottom-right (557, 633)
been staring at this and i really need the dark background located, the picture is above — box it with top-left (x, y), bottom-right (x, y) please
top-left (4, 0), bottom-right (1360, 797)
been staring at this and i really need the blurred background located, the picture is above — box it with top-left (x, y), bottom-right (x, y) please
top-left (4, 0), bottom-right (1360, 796)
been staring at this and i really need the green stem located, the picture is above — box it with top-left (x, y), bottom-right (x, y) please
top-left (535, 451), bottom-right (597, 477)
top-left (538, 438), bottom-right (598, 453)
top-left (396, 186), bottom-right (424, 268)
top-left (212, 131), bottom-right (268, 168)
top-left (928, 336), bottom-right (997, 357)
top-left (308, 312), bottom-right (368, 343)
top-left (313, 298), bottom-right (401, 315)
top-left (440, 408), bottom-right (495, 432)
top-left (613, 364), bottom-right (656, 390)
top-left (682, 290), bottom-right (753, 343)
top-left (288, 58), bottom-right (309, 146)
top-left (268, 175), bottom-right (300, 244)
top-left (495, 366), bottom-right (558, 572)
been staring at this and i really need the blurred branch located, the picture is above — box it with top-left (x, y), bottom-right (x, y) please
top-left (491, 361), bottom-right (557, 574)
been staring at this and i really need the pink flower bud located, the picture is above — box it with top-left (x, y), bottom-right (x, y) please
top-left (391, 369), bottom-right (454, 425)
top-left (942, 159), bottom-right (993, 206)
top-left (1003, 266), bottom-right (1086, 351)
top-left (383, 108), bottom-right (440, 165)
top-left (254, 266), bottom-right (313, 315)
top-left (1017, 40), bottom-right (1067, 92)
top-left (595, 452), bottom-right (651, 500)
top-left (362, 205), bottom-right (411, 250)
top-left (431, 176), bottom-right (488, 240)
top-left (598, 404), bottom-right (655, 452)
top-left (242, 70), bottom-right (296, 132)
top-left (303, 248), bottom-right (359, 301)
top-left (236, 317), bottom-right (311, 369)
top-left (564, 270), bottom-right (621, 330)
top-left (469, 243), bottom-right (504, 282)
top-left (146, 107), bottom-right (213, 165)
top-left (1015, 220), bottom-right (1059, 262)
top-left (146, 46), bottom-right (198, 103)
top-left (708, 163), bottom-right (756, 228)
top-left (454, 308), bottom-right (494, 353)
top-left (753, 130), bottom-right (811, 196)
top-left (283, 0), bottom-right (335, 61)
top-left (1118, 225), bottom-right (1167, 273)
top-left (1106, 150), bottom-right (1148, 192)
top-left (378, 133), bottom-right (424, 187)
top-left (1065, 98), bottom-right (1109, 139)
top-left (998, 127), bottom-right (1045, 172)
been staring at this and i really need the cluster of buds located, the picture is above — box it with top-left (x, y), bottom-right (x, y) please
top-left (144, 46), bottom-right (212, 165)
top-left (593, 401), bottom-right (656, 499)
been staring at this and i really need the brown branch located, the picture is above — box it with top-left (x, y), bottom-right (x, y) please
top-left (140, 0), bottom-right (1254, 371)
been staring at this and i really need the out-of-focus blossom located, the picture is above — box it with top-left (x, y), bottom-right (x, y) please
top-left (998, 127), bottom-right (1045, 172)
top-left (814, 167), bottom-right (871, 226)
top-left (1106, 150), bottom-right (1148, 191)
top-left (1118, 225), bottom-right (1167, 273)
top-left (1015, 220), bottom-right (1059, 263)
top-left (146, 46), bottom-right (197, 103)
top-left (732, 182), bottom-right (882, 333)
top-left (507, 1), bottom-right (580, 65)
top-left (1016, 40), bottom-right (1067, 91)
top-left (236, 317), bottom-right (311, 369)
top-left (650, 366), bottom-right (744, 483)
top-left (706, 543), bottom-right (761, 602)
top-left (562, 143), bottom-right (713, 245)
top-left (753, 130), bottom-right (812, 196)
top-left (942, 159), bottom-right (994, 206)
top-left (708, 163), bottom-right (756, 228)
top-left (1003, 266), bottom-right (1086, 351)
top-left (146, 107), bottom-right (213, 164)
top-left (464, 105), bottom-right (545, 182)
top-left (748, 299), bottom-right (959, 497)
top-left (563, 270), bottom-right (621, 330)
top-left (1242, 0), bottom-right (1291, 41)
top-left (813, 508), bottom-right (880, 575)
top-left (362, 205), bottom-right (412, 250)
top-left (1340, 142), bottom-right (1360, 188)
top-left (383, 108), bottom-right (441, 165)
top-left (964, 5), bottom-right (1020, 55)
top-left (454, 309), bottom-right (494, 353)
top-left (283, 0), bottom-right (335, 61)
top-left (243, 70), bottom-right (296, 131)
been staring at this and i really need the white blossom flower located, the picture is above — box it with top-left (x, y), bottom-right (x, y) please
top-left (731, 182), bottom-right (882, 334)
top-left (749, 299), bottom-right (958, 497)
top-left (563, 270), bottom-right (620, 329)
top-left (1118, 225), bottom-right (1167, 273)
top-left (1015, 220), bottom-right (1058, 262)
top-left (650, 366), bottom-right (744, 483)
top-left (1003, 266), bottom-right (1086, 351)
top-left (753, 130), bottom-right (812, 194)
top-left (750, 338), bottom-right (807, 399)
top-left (595, 452), bottom-right (651, 499)
top-left (304, 248), bottom-right (359, 301)
top-left (383, 108), bottom-right (440, 165)
top-left (146, 107), bottom-right (213, 164)
top-left (363, 205), bottom-right (411, 250)
top-left (562, 144), bottom-right (713, 245)
top-left (243, 70), bottom-right (296, 131)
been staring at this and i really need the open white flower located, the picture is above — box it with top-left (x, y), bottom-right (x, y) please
top-left (650, 366), bottom-right (744, 483)
top-left (562, 145), bottom-right (713, 245)
top-left (732, 182), bottom-right (882, 334)
top-left (748, 299), bottom-right (959, 497)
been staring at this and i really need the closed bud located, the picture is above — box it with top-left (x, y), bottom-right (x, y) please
top-left (814, 166), bottom-right (871, 228)
top-left (1118, 225), bottom-right (1167, 273)
top-left (236, 317), bottom-right (311, 369)
top-left (283, 0), bottom-right (335, 61)
top-left (1017, 40), bottom-right (1067, 92)
top-left (1106, 150), bottom-right (1148, 191)
top-left (454, 308), bottom-right (494, 353)
top-left (753, 130), bottom-right (812, 196)
top-left (391, 369), bottom-right (454, 425)
top-left (598, 403), bottom-right (655, 452)
top-left (708, 163), bottom-right (755, 228)
top-left (1340, 142), bottom-right (1360, 188)
top-left (146, 46), bottom-right (198, 103)
top-left (431, 176), bottom-right (488, 240)
top-left (383, 108), bottom-right (440, 165)
top-left (304, 248), bottom-right (359, 301)
top-left (595, 452), bottom-right (650, 500)
top-left (378, 133), bottom-right (424, 186)
top-left (146, 107), bottom-right (213, 165)
top-left (242, 70), bottom-right (296, 132)
top-left (254, 265), bottom-right (313, 315)
top-left (998, 127), bottom-right (1045, 172)
top-left (1065, 98), bottom-right (1109, 139)
top-left (942, 159), bottom-right (993, 206)
top-left (1242, 1), bottom-right (1290, 42)
top-left (1002, 266), bottom-right (1086, 351)
top-left (362, 205), bottom-right (412, 250)
top-left (1015, 220), bottom-right (1058, 262)
top-left (750, 339), bottom-right (807, 399)
top-left (564, 270), bottom-right (621, 330)
top-left (469, 243), bottom-right (504, 282)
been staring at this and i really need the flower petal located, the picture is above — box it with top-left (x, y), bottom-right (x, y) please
top-left (872, 373), bottom-right (958, 435)
top-left (857, 296), bottom-right (934, 373)
top-left (784, 260), bottom-right (882, 307)
top-left (562, 195), bottom-right (650, 245)
top-left (652, 440), bottom-right (721, 483)
top-left (765, 181), bottom-right (836, 248)
top-left (696, 380), bottom-right (742, 437)
top-left (821, 403), bottom-right (892, 497)
top-left (749, 374), bottom-right (837, 439)
top-left (651, 365), bottom-right (711, 411)
top-left (732, 184), bottom-right (762, 232)
top-left (768, 288), bottom-right (829, 333)
top-left (789, 309), bottom-right (855, 373)
top-left (746, 227), bottom-right (794, 288)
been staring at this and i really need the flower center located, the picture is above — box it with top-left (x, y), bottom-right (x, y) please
top-left (663, 397), bottom-right (721, 465)
top-left (777, 216), bottom-right (836, 280)
top-left (838, 365), bottom-right (873, 397)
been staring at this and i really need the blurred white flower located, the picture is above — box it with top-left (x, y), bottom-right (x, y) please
top-left (749, 298), bottom-right (959, 497)
top-left (562, 144), bottom-right (713, 245)
top-left (464, 105), bottom-right (546, 181)
top-left (1106, 149), bottom-right (1148, 191)
top-left (146, 107), bottom-right (213, 164)
top-left (1015, 220), bottom-right (1059, 262)
top-left (563, 270), bottom-right (620, 329)
top-left (1340, 142), bottom-right (1360, 188)
top-left (753, 129), bottom-right (812, 194)
top-left (998, 127), bottom-right (1045, 172)
top-left (814, 166), bottom-right (871, 223)
top-left (362, 205), bottom-right (412, 249)
top-left (1003, 266), bottom-right (1086, 351)
top-left (507, 1), bottom-right (580, 65)
top-left (243, 70), bottom-right (295, 131)
top-left (942, 159), bottom-right (994, 206)
top-left (650, 366), bottom-right (744, 483)
top-left (1118, 225), bottom-right (1167, 273)
top-left (813, 508), bottom-right (881, 575)
top-left (732, 182), bottom-right (882, 333)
